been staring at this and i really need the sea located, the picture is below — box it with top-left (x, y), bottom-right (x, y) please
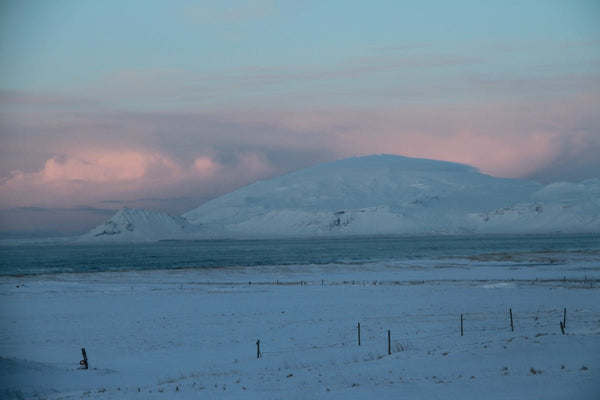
top-left (1, 234), bottom-right (599, 277)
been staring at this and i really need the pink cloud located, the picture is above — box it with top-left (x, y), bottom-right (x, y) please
top-left (7, 149), bottom-right (185, 185)
top-left (238, 92), bottom-right (599, 181)
top-left (0, 142), bottom-right (289, 221)
top-left (410, 130), bottom-right (564, 178)
top-left (192, 156), bottom-right (221, 176)
top-left (40, 152), bottom-right (147, 183)
top-left (234, 152), bottom-right (272, 177)
top-left (0, 148), bottom-right (221, 208)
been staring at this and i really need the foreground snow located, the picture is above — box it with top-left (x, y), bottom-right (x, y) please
top-left (1, 257), bottom-right (599, 399)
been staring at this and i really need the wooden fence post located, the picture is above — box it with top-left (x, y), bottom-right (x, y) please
top-left (388, 330), bottom-right (391, 355)
top-left (560, 321), bottom-right (565, 335)
top-left (256, 339), bottom-right (261, 358)
top-left (510, 308), bottom-right (514, 332)
top-left (357, 322), bottom-right (361, 346)
top-left (80, 348), bottom-right (88, 369)
top-left (461, 314), bottom-right (464, 337)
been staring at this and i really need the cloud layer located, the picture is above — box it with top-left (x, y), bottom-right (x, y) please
top-left (1, 88), bottom-right (599, 234)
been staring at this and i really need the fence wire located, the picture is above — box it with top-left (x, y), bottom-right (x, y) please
top-left (254, 308), bottom-right (600, 358)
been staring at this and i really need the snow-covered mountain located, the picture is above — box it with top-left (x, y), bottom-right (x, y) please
top-left (471, 179), bottom-right (600, 233)
top-left (80, 155), bottom-right (600, 241)
top-left (78, 207), bottom-right (200, 242)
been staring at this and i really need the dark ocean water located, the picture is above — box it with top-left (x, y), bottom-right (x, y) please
top-left (0, 234), bottom-right (599, 276)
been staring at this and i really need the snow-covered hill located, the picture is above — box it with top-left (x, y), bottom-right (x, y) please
top-left (471, 179), bottom-right (600, 233)
top-left (80, 155), bottom-right (600, 241)
top-left (78, 207), bottom-right (199, 242)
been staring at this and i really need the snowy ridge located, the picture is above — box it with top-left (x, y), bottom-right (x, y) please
top-left (80, 155), bottom-right (600, 241)
top-left (472, 179), bottom-right (600, 233)
top-left (79, 207), bottom-right (199, 242)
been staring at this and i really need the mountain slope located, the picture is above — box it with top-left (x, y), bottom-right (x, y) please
top-left (471, 179), bottom-right (600, 233)
top-left (182, 155), bottom-right (544, 237)
top-left (79, 207), bottom-right (199, 242)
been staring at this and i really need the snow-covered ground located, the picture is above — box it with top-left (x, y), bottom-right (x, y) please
top-left (1, 258), bottom-right (599, 399)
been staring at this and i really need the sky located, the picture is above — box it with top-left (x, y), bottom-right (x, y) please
top-left (0, 0), bottom-right (599, 235)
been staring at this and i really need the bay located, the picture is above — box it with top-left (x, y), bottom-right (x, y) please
top-left (1, 234), bottom-right (599, 276)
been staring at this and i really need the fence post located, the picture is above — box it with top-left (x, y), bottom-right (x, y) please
top-left (80, 348), bottom-right (88, 369)
top-left (256, 339), bottom-right (261, 358)
top-left (388, 330), bottom-right (391, 355)
top-left (560, 322), bottom-right (565, 335)
top-left (461, 314), bottom-right (464, 336)
top-left (510, 308), bottom-right (514, 332)
top-left (358, 322), bottom-right (361, 346)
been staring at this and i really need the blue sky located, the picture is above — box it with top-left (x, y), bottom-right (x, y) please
top-left (0, 0), bottom-right (599, 233)
top-left (2, 1), bottom-right (597, 97)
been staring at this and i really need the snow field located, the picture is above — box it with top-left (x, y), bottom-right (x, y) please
top-left (1, 260), bottom-right (599, 399)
